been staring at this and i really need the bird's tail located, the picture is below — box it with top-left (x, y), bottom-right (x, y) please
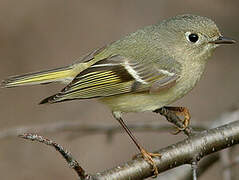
top-left (2, 65), bottom-right (75, 88)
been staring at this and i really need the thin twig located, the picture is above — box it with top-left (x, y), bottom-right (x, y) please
top-left (191, 160), bottom-right (198, 180)
top-left (19, 133), bottom-right (91, 180)
top-left (177, 153), bottom-right (219, 180)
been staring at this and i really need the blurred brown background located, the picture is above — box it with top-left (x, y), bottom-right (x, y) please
top-left (0, 0), bottom-right (238, 179)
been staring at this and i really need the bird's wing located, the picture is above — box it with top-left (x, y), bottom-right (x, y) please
top-left (40, 55), bottom-right (180, 104)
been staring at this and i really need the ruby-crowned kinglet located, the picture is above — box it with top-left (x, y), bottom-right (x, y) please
top-left (2, 14), bottom-right (236, 175)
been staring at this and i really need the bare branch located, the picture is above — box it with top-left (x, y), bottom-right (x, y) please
top-left (90, 120), bottom-right (239, 179)
top-left (15, 109), bottom-right (239, 179)
top-left (0, 121), bottom-right (206, 140)
top-left (3, 108), bottom-right (239, 179)
top-left (19, 133), bottom-right (90, 180)
top-left (171, 108), bottom-right (239, 180)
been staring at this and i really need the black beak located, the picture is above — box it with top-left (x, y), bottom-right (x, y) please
top-left (209, 36), bottom-right (236, 44)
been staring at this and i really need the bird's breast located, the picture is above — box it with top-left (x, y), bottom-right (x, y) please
top-left (170, 60), bottom-right (207, 101)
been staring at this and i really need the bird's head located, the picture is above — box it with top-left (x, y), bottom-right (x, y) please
top-left (159, 14), bottom-right (236, 63)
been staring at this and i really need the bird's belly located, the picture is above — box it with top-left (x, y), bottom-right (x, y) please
top-left (99, 93), bottom-right (166, 112)
top-left (99, 83), bottom-right (194, 112)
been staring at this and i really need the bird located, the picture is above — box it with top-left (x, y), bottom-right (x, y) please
top-left (2, 14), bottom-right (236, 175)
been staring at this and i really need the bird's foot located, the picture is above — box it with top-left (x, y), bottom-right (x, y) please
top-left (165, 107), bottom-right (191, 134)
top-left (133, 148), bottom-right (161, 176)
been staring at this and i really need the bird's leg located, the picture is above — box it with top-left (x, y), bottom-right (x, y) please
top-left (154, 106), bottom-right (191, 134)
top-left (112, 111), bottom-right (161, 176)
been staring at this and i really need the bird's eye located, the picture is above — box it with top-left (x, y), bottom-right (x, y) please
top-left (185, 32), bottom-right (199, 43)
top-left (188, 34), bottom-right (199, 42)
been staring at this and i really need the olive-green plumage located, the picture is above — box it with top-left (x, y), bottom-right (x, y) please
top-left (2, 14), bottom-right (235, 113)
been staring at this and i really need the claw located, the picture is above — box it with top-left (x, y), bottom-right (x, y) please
top-left (165, 107), bottom-right (191, 134)
top-left (134, 148), bottom-right (161, 176)
top-left (171, 127), bottom-right (184, 135)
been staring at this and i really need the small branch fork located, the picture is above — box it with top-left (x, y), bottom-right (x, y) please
top-left (19, 119), bottom-right (239, 180)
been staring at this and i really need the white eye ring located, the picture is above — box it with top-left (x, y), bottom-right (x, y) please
top-left (185, 32), bottom-right (199, 43)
